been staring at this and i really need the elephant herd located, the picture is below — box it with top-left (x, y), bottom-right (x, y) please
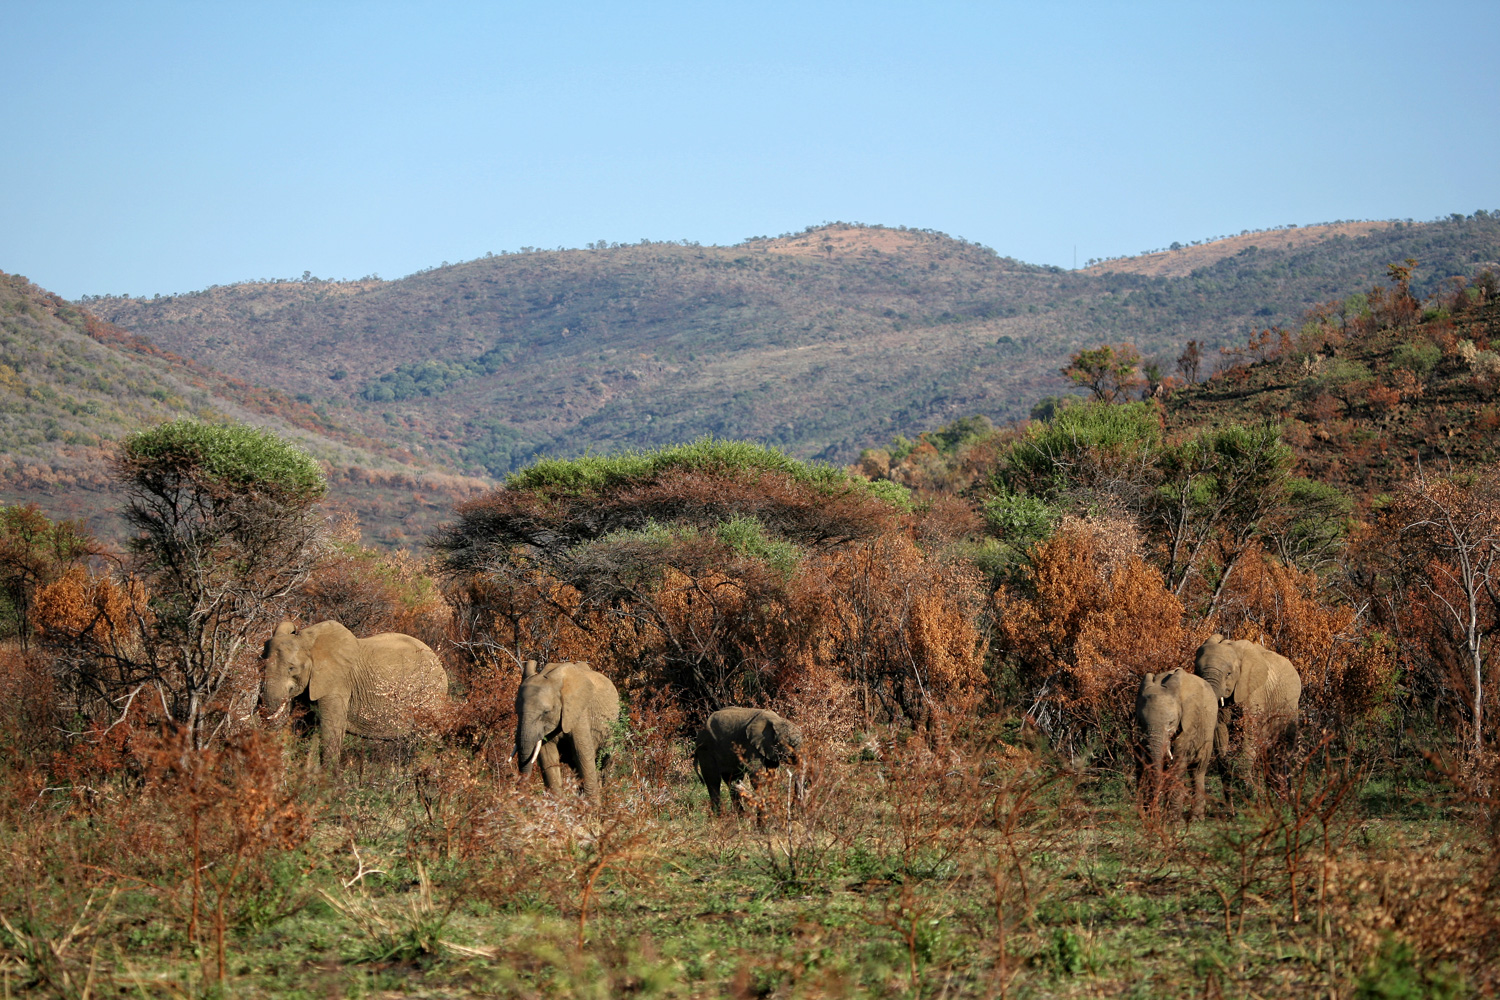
top-left (257, 621), bottom-right (803, 814)
top-left (259, 621), bottom-right (1299, 820)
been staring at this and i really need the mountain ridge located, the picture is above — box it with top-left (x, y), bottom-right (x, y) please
top-left (86, 215), bottom-right (1500, 476)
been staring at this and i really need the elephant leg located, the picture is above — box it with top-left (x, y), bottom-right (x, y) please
top-left (702, 764), bottom-right (724, 814)
top-left (573, 730), bottom-right (602, 803)
top-left (539, 741), bottom-right (566, 793)
top-left (318, 694), bottom-right (350, 775)
top-left (1191, 761), bottom-right (1208, 821)
top-left (693, 743), bottom-right (722, 813)
top-left (748, 769), bottom-right (769, 828)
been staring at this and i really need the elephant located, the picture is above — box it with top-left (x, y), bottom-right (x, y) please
top-left (259, 620), bottom-right (449, 774)
top-left (1134, 669), bottom-right (1219, 820)
top-left (1194, 633), bottom-right (1302, 780)
top-left (514, 660), bottom-right (619, 802)
top-left (693, 707), bottom-right (804, 818)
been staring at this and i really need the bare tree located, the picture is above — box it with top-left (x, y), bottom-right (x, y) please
top-left (1391, 470), bottom-right (1500, 753)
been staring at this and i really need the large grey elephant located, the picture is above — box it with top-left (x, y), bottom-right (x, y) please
top-left (1135, 669), bottom-right (1219, 820)
top-left (693, 707), bottom-right (804, 817)
top-left (514, 660), bottom-right (619, 802)
top-left (1194, 633), bottom-right (1302, 775)
top-left (259, 620), bottom-right (449, 774)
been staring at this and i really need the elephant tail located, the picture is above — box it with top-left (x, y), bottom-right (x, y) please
top-left (691, 727), bottom-right (711, 779)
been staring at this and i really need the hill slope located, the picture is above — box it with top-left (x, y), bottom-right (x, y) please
top-left (83, 214), bottom-right (1500, 476)
top-left (0, 271), bottom-right (486, 544)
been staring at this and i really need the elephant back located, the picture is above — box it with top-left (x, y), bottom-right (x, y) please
top-left (346, 631), bottom-right (449, 738)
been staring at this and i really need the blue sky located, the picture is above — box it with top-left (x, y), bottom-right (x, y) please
top-left (4, 1), bottom-right (1497, 299)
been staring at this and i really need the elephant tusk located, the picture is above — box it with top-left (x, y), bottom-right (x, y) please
top-left (527, 740), bottom-right (543, 767)
top-left (1166, 747), bottom-right (1174, 761)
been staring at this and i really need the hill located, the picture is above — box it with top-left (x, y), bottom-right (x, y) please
top-left (1085, 221), bottom-right (1398, 278)
top-left (0, 271), bottom-right (487, 544)
top-left (87, 214), bottom-right (1500, 476)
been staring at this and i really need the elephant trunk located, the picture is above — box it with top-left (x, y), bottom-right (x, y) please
top-left (257, 683), bottom-right (292, 726)
top-left (516, 722), bottom-right (547, 776)
top-left (1148, 731), bottom-right (1171, 773)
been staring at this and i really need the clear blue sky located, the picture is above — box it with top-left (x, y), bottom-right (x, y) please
top-left (4, 1), bottom-right (1497, 299)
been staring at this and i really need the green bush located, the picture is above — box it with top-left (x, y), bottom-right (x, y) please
top-left (1390, 340), bottom-right (1441, 377)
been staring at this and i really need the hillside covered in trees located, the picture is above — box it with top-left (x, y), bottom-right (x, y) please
top-left (89, 214), bottom-right (1500, 476)
top-left (0, 271), bottom-right (486, 544)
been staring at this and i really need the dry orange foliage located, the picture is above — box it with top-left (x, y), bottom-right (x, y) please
top-left (797, 534), bottom-right (986, 727)
top-left (33, 566), bottom-right (148, 648)
top-left (998, 518), bottom-right (1193, 755)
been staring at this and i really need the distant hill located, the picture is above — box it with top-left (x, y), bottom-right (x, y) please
top-left (1085, 221), bottom-right (1398, 278)
top-left (88, 215), bottom-right (1500, 477)
top-left (0, 271), bottom-right (487, 545)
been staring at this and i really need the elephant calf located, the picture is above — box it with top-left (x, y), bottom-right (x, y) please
top-left (1135, 669), bottom-right (1218, 821)
top-left (693, 707), bottom-right (803, 818)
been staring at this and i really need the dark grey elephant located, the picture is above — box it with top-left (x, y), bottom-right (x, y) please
top-left (693, 707), bottom-right (804, 817)
top-left (259, 620), bottom-right (449, 774)
top-left (514, 660), bottom-right (619, 802)
top-left (1135, 668), bottom-right (1219, 820)
top-left (1194, 634), bottom-right (1302, 777)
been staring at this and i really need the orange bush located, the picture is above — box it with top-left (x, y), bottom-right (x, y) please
top-left (997, 518), bottom-right (1193, 757)
top-left (796, 534), bottom-right (986, 729)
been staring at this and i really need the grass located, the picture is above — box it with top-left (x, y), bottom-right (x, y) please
top-left (1, 722), bottom-right (1488, 999)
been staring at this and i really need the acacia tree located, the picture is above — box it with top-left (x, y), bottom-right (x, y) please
top-left (1151, 423), bottom-right (1350, 610)
top-left (432, 438), bottom-right (931, 719)
top-left (1060, 343), bottom-right (1146, 402)
top-left (47, 420), bottom-right (328, 746)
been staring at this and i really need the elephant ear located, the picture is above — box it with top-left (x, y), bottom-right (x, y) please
top-left (1160, 668), bottom-right (1184, 694)
top-left (1209, 633), bottom-right (1225, 644)
top-left (299, 621), bottom-right (359, 703)
top-left (522, 659), bottom-right (539, 679)
top-left (559, 666), bottom-right (590, 736)
top-left (746, 715), bottom-right (775, 759)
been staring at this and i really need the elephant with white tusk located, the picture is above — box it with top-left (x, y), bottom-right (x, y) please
top-left (1194, 634), bottom-right (1301, 784)
top-left (259, 620), bottom-right (449, 774)
top-left (513, 660), bottom-right (619, 803)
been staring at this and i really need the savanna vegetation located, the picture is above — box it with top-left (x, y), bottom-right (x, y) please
top-left (3, 226), bottom-right (1500, 996)
top-left (4, 250), bottom-right (1500, 997)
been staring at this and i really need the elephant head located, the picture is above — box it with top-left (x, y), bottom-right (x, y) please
top-left (515, 659), bottom-right (564, 774)
top-left (259, 620), bottom-right (357, 722)
top-left (1135, 670), bottom-right (1188, 771)
top-left (1194, 633), bottom-right (1251, 707)
top-left (746, 713), bottom-right (803, 768)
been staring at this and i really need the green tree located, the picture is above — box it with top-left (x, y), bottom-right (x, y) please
top-left (115, 419), bottom-right (328, 745)
top-left (1151, 423), bottom-right (1350, 611)
top-left (1061, 343), bottom-right (1146, 402)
